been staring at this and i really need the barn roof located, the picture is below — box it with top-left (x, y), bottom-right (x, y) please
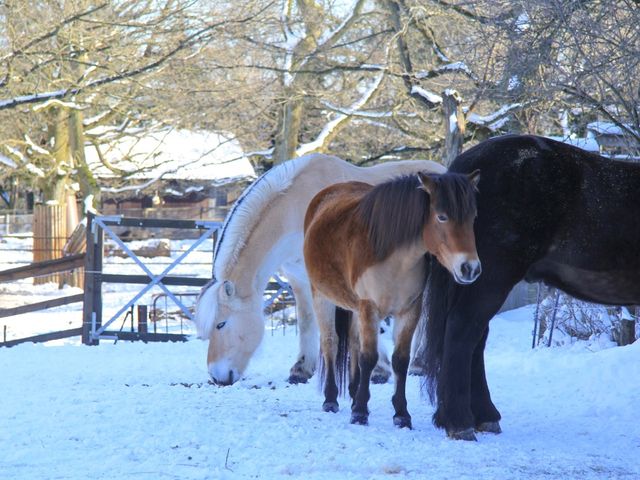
top-left (85, 128), bottom-right (256, 189)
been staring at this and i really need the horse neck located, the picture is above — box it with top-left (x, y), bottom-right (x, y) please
top-left (224, 231), bottom-right (303, 297)
top-left (215, 192), bottom-right (304, 297)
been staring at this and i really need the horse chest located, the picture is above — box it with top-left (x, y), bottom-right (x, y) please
top-left (353, 254), bottom-right (426, 315)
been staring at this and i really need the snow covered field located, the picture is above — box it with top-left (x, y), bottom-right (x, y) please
top-left (1, 236), bottom-right (639, 479)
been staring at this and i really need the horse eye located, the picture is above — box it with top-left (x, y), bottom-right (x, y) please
top-left (216, 321), bottom-right (227, 330)
top-left (436, 214), bottom-right (448, 223)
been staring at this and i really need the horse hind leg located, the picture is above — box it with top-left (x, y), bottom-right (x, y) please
top-left (371, 319), bottom-right (392, 384)
top-left (350, 300), bottom-right (379, 426)
top-left (408, 316), bottom-right (428, 376)
top-left (314, 295), bottom-right (340, 413)
top-left (390, 303), bottom-right (421, 429)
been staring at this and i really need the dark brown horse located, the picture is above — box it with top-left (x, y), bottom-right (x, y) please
top-left (421, 134), bottom-right (640, 440)
top-left (303, 171), bottom-right (481, 428)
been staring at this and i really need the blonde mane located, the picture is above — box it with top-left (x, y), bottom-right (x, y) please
top-left (213, 155), bottom-right (313, 280)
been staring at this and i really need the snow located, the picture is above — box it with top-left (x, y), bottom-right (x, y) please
top-left (587, 121), bottom-right (638, 137)
top-left (546, 135), bottom-right (600, 152)
top-left (0, 89), bottom-right (68, 110)
top-left (1, 237), bottom-right (639, 479)
top-left (0, 152), bottom-right (16, 168)
top-left (410, 86), bottom-right (443, 105)
top-left (448, 113), bottom-right (458, 134)
top-left (84, 128), bottom-right (255, 185)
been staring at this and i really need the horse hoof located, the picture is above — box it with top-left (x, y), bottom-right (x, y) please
top-left (287, 373), bottom-right (309, 384)
top-left (393, 415), bottom-right (412, 429)
top-left (322, 402), bottom-right (339, 413)
top-left (476, 421), bottom-right (502, 434)
top-left (288, 362), bottom-right (313, 384)
top-left (371, 374), bottom-right (389, 384)
top-left (350, 413), bottom-right (369, 425)
top-left (371, 365), bottom-right (391, 384)
top-left (447, 428), bottom-right (477, 441)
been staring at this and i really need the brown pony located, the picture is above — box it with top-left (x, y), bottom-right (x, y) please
top-left (303, 171), bottom-right (481, 428)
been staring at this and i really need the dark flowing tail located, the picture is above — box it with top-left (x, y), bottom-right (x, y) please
top-left (318, 306), bottom-right (352, 397)
top-left (335, 306), bottom-right (351, 397)
top-left (422, 257), bottom-right (460, 404)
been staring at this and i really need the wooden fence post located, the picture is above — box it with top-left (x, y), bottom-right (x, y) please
top-left (82, 213), bottom-right (101, 345)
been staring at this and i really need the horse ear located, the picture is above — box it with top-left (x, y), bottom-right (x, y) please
top-left (223, 280), bottom-right (235, 297)
top-left (468, 170), bottom-right (481, 190)
top-left (418, 171), bottom-right (436, 196)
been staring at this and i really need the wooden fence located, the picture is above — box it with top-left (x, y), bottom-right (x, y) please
top-left (0, 254), bottom-right (85, 347)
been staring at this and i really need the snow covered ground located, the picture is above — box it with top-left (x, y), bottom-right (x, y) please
top-left (1, 236), bottom-right (639, 479)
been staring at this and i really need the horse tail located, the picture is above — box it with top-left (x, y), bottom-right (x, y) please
top-left (335, 306), bottom-right (352, 397)
top-left (422, 256), bottom-right (459, 404)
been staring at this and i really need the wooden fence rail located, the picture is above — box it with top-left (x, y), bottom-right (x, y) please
top-left (0, 253), bottom-right (86, 347)
top-left (0, 254), bottom-right (84, 283)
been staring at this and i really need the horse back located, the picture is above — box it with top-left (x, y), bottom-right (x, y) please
top-left (303, 181), bottom-right (373, 233)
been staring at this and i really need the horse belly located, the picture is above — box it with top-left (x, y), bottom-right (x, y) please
top-left (526, 259), bottom-right (640, 305)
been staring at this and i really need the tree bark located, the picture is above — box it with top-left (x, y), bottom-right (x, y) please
top-left (442, 90), bottom-right (465, 167)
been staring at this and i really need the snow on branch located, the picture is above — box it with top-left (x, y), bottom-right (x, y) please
top-left (0, 153), bottom-right (17, 168)
top-left (296, 72), bottom-right (384, 156)
top-left (32, 98), bottom-right (85, 112)
top-left (320, 100), bottom-right (416, 119)
top-left (416, 61), bottom-right (476, 81)
top-left (467, 103), bottom-right (522, 131)
top-left (410, 86), bottom-right (443, 105)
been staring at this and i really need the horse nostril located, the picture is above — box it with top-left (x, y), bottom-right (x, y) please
top-left (461, 262), bottom-right (472, 278)
top-left (473, 263), bottom-right (482, 278)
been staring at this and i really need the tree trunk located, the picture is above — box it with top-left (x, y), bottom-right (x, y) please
top-left (69, 107), bottom-right (100, 211)
top-left (442, 90), bottom-right (465, 167)
top-left (272, 95), bottom-right (304, 165)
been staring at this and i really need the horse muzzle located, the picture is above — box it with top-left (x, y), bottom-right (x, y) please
top-left (208, 361), bottom-right (240, 386)
top-left (454, 258), bottom-right (482, 284)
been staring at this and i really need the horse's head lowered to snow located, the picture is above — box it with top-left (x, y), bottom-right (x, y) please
top-left (194, 279), bottom-right (263, 385)
top-left (418, 170), bottom-right (482, 284)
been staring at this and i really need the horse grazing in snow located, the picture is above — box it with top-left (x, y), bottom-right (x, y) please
top-left (304, 171), bottom-right (481, 428)
top-left (420, 134), bottom-right (640, 441)
top-left (194, 153), bottom-right (445, 386)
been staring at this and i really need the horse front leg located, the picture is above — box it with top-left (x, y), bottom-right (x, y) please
top-left (351, 300), bottom-right (379, 425)
top-left (390, 301), bottom-right (421, 429)
top-left (435, 286), bottom-right (508, 440)
top-left (434, 321), bottom-right (477, 440)
top-left (313, 294), bottom-right (340, 413)
top-left (471, 327), bottom-right (501, 434)
top-left (286, 273), bottom-right (318, 384)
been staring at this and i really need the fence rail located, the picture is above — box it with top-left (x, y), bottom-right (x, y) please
top-left (0, 254), bottom-right (86, 347)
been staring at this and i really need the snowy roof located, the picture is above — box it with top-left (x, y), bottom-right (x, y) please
top-left (546, 136), bottom-right (600, 152)
top-left (85, 128), bottom-right (256, 184)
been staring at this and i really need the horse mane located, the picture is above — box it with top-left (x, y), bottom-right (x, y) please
top-left (356, 172), bottom-right (477, 261)
top-left (213, 155), bottom-right (313, 280)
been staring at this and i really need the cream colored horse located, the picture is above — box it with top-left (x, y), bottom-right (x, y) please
top-left (194, 153), bottom-right (445, 385)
